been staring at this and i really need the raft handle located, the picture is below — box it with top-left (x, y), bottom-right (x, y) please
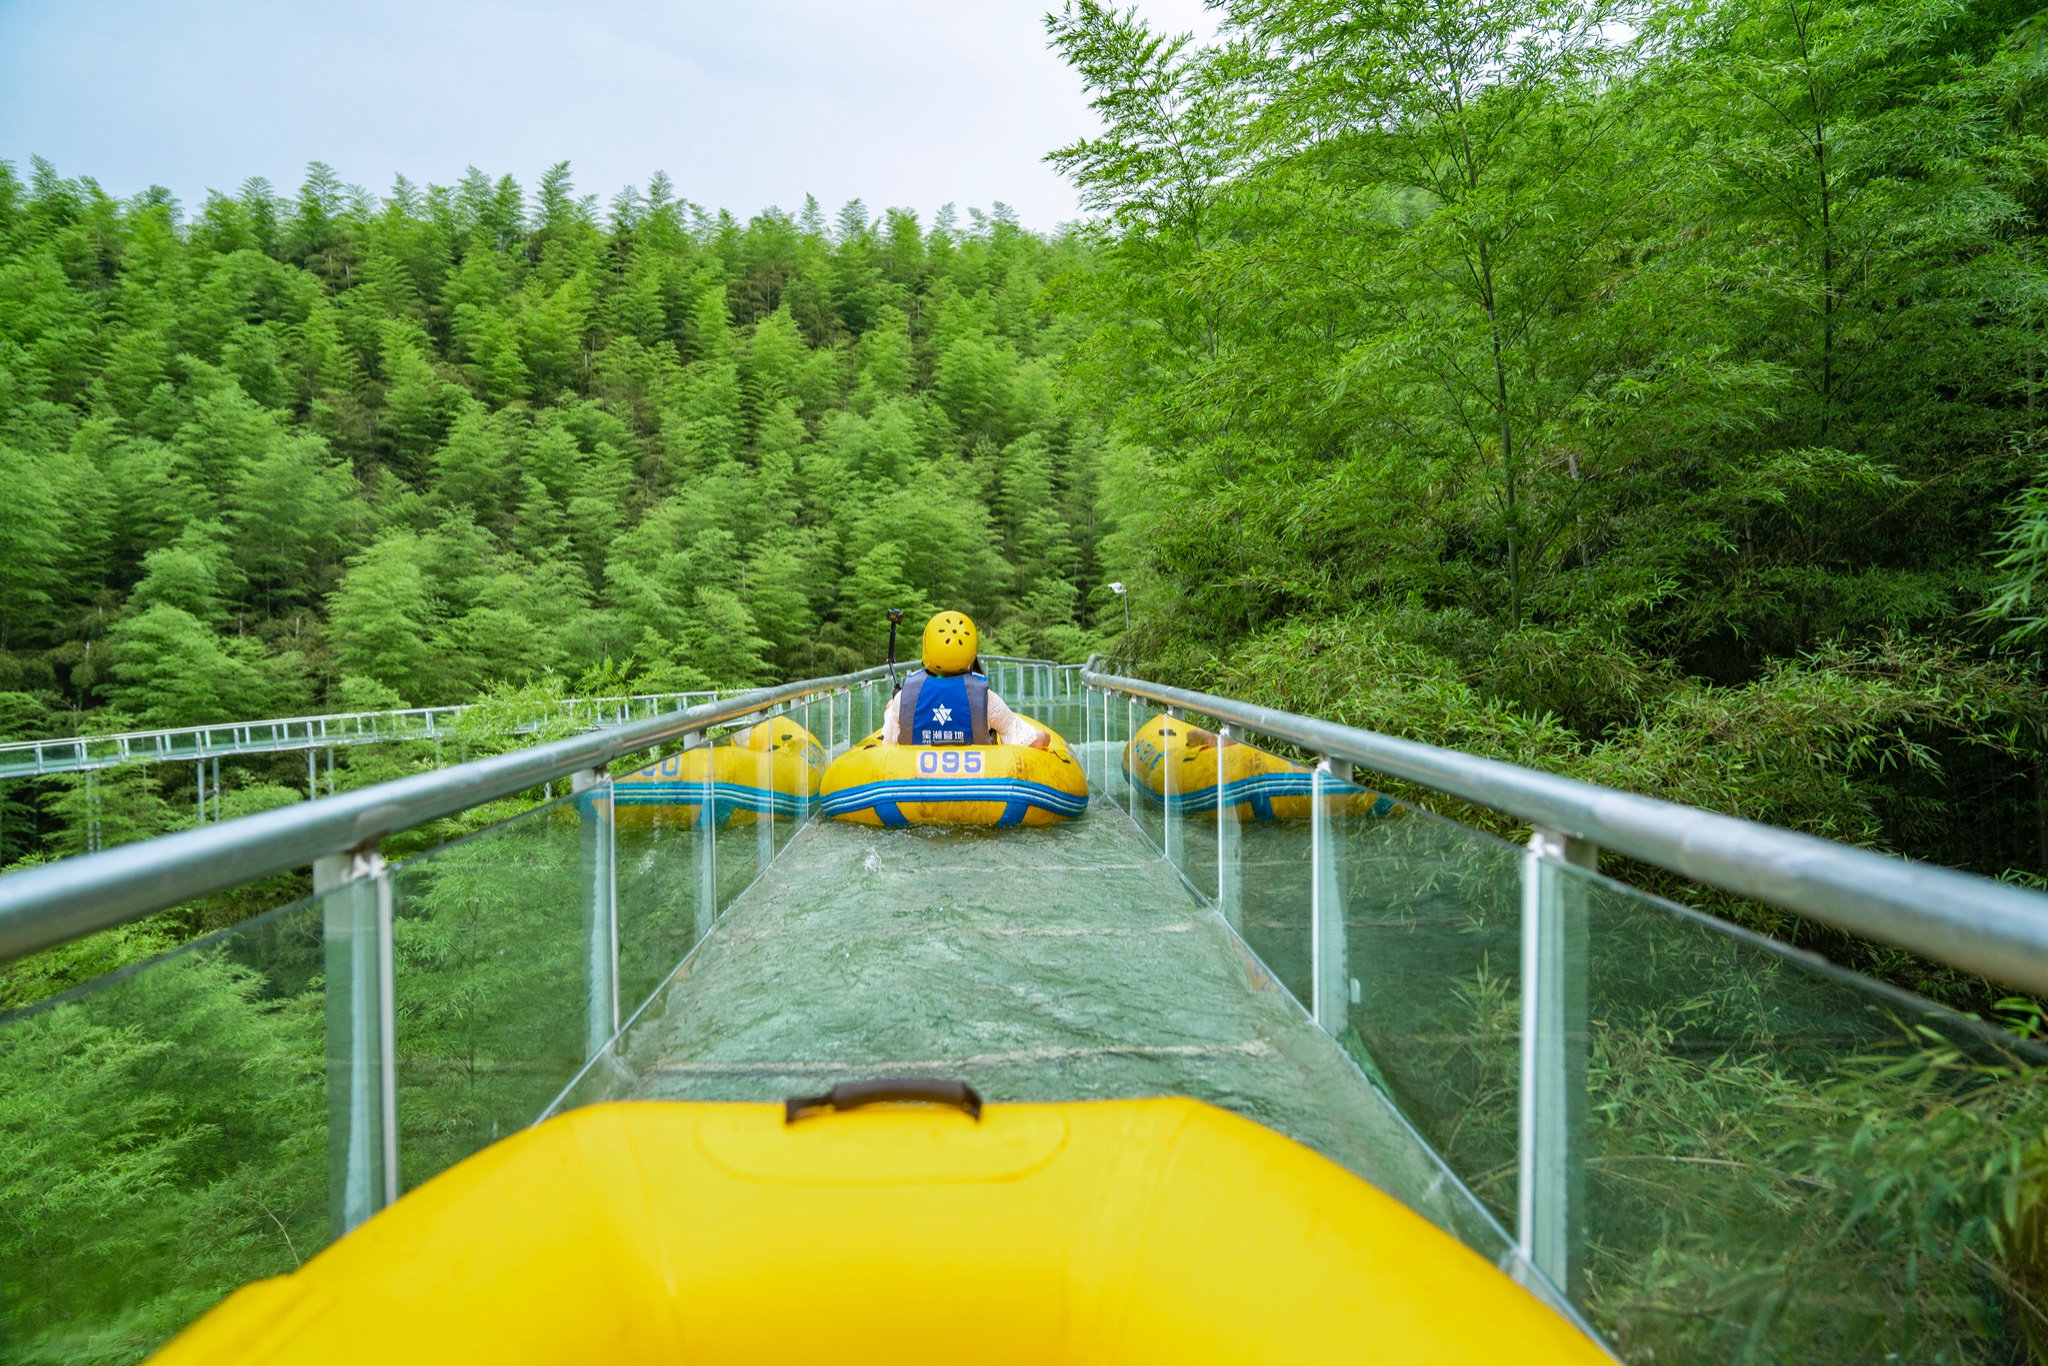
top-left (784, 1077), bottom-right (983, 1124)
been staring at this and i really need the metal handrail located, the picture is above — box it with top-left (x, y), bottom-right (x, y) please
top-left (0, 666), bottom-right (894, 964)
top-left (1083, 664), bottom-right (2048, 997)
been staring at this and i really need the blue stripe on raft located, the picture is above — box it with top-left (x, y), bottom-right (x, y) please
top-left (876, 802), bottom-right (907, 827)
top-left (821, 781), bottom-right (1089, 813)
top-left (1122, 766), bottom-right (1326, 811)
top-left (1119, 764), bottom-right (1389, 819)
top-left (820, 777), bottom-right (1088, 820)
top-left (999, 800), bottom-right (1028, 826)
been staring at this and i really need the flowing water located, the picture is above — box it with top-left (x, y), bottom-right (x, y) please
top-left (589, 707), bottom-right (1510, 1258)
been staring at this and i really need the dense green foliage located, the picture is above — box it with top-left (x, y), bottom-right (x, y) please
top-left (1050, 0), bottom-right (2048, 1002)
top-left (0, 158), bottom-right (1118, 869)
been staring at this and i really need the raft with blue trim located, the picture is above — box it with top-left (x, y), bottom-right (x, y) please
top-left (151, 1094), bottom-right (1605, 1365)
top-left (612, 718), bottom-right (824, 828)
top-left (1124, 714), bottom-right (1395, 820)
top-left (820, 717), bottom-right (1087, 826)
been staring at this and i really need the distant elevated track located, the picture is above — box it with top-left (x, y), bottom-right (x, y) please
top-left (0, 691), bottom-right (719, 782)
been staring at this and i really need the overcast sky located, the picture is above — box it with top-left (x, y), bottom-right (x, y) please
top-left (0, 0), bottom-right (1219, 231)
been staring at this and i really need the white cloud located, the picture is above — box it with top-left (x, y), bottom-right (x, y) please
top-left (0, 0), bottom-right (1223, 230)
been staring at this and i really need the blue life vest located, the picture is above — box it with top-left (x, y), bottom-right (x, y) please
top-left (895, 669), bottom-right (990, 746)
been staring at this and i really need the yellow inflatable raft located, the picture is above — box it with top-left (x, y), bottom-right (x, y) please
top-left (1124, 714), bottom-right (1395, 821)
top-left (820, 716), bottom-right (1087, 826)
top-left (611, 717), bottom-right (824, 828)
top-left (153, 1093), bottom-right (1603, 1366)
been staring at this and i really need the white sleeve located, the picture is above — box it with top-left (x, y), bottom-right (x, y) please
top-left (984, 690), bottom-right (1043, 747)
top-left (880, 692), bottom-right (900, 743)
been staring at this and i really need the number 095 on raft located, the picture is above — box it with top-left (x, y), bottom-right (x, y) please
top-left (819, 715), bottom-right (1088, 827)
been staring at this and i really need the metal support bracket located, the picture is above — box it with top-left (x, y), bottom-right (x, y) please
top-left (317, 840), bottom-right (397, 1236)
top-left (1311, 757), bottom-right (1351, 1033)
top-left (1519, 826), bottom-right (1596, 1303)
top-left (1162, 707), bottom-right (1183, 869)
top-left (571, 768), bottom-right (619, 1062)
top-left (1216, 725), bottom-right (1242, 932)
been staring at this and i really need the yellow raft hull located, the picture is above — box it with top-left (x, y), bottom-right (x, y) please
top-left (152, 1098), bottom-right (1602, 1366)
top-left (1124, 714), bottom-right (1394, 821)
top-left (612, 717), bottom-right (824, 828)
top-left (820, 715), bottom-right (1087, 826)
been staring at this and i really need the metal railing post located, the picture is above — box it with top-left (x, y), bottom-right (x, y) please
top-left (695, 733), bottom-right (718, 940)
top-left (1162, 706), bottom-right (1183, 871)
top-left (377, 858), bottom-right (397, 1208)
top-left (798, 699), bottom-right (815, 824)
top-left (1087, 688), bottom-right (1100, 797)
top-left (84, 770), bottom-right (101, 853)
top-left (316, 843), bottom-right (397, 1236)
top-left (1125, 696), bottom-right (1136, 816)
top-left (1311, 757), bottom-right (1349, 1033)
top-left (1106, 690), bottom-right (1121, 812)
top-left (1519, 827), bottom-right (1595, 1303)
top-left (572, 769), bottom-right (617, 1062)
top-left (1217, 726), bottom-right (1242, 932)
top-left (754, 724), bottom-right (774, 870)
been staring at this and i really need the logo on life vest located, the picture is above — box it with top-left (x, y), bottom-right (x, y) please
top-left (932, 704), bottom-right (954, 725)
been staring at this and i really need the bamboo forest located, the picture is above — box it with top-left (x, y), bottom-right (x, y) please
top-left (3, 0), bottom-right (2048, 1357)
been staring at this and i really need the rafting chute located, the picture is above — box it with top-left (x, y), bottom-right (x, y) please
top-left (151, 1094), bottom-right (1604, 1366)
top-left (611, 717), bottom-right (825, 828)
top-left (1123, 713), bottom-right (1394, 821)
top-left (820, 718), bottom-right (1087, 827)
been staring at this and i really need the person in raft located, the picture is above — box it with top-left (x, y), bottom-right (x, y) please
top-left (881, 611), bottom-right (1053, 751)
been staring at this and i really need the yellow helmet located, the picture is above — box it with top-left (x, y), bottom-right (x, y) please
top-left (921, 610), bottom-right (979, 675)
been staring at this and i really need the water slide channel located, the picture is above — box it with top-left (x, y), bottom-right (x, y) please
top-left (581, 697), bottom-right (1509, 1263)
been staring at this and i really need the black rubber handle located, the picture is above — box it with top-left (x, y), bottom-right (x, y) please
top-left (784, 1077), bottom-right (983, 1124)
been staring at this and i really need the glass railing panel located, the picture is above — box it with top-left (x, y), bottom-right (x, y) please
top-left (1234, 818), bottom-right (1317, 1005)
top-left (807, 688), bottom-right (836, 764)
top-left (1144, 706), bottom-right (1223, 904)
top-left (1089, 686), bottom-right (1107, 803)
top-left (711, 732), bottom-right (765, 916)
top-left (1221, 723), bottom-right (1319, 1009)
top-left (1334, 799), bottom-right (1527, 1230)
top-left (745, 720), bottom-right (784, 875)
top-left (790, 693), bottom-right (822, 832)
top-left (0, 891), bottom-right (333, 1361)
top-left (388, 798), bottom-right (591, 1191)
top-left (615, 775), bottom-right (709, 1024)
top-left (848, 680), bottom-right (874, 754)
top-left (1124, 704), bottom-right (1169, 854)
top-left (872, 675), bottom-right (893, 741)
top-left (1019, 685), bottom-right (1086, 767)
top-left (843, 678), bottom-right (866, 744)
top-left (1552, 860), bottom-right (2048, 1361)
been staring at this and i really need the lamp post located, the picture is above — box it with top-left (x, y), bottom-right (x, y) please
top-left (1108, 582), bottom-right (1128, 635)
